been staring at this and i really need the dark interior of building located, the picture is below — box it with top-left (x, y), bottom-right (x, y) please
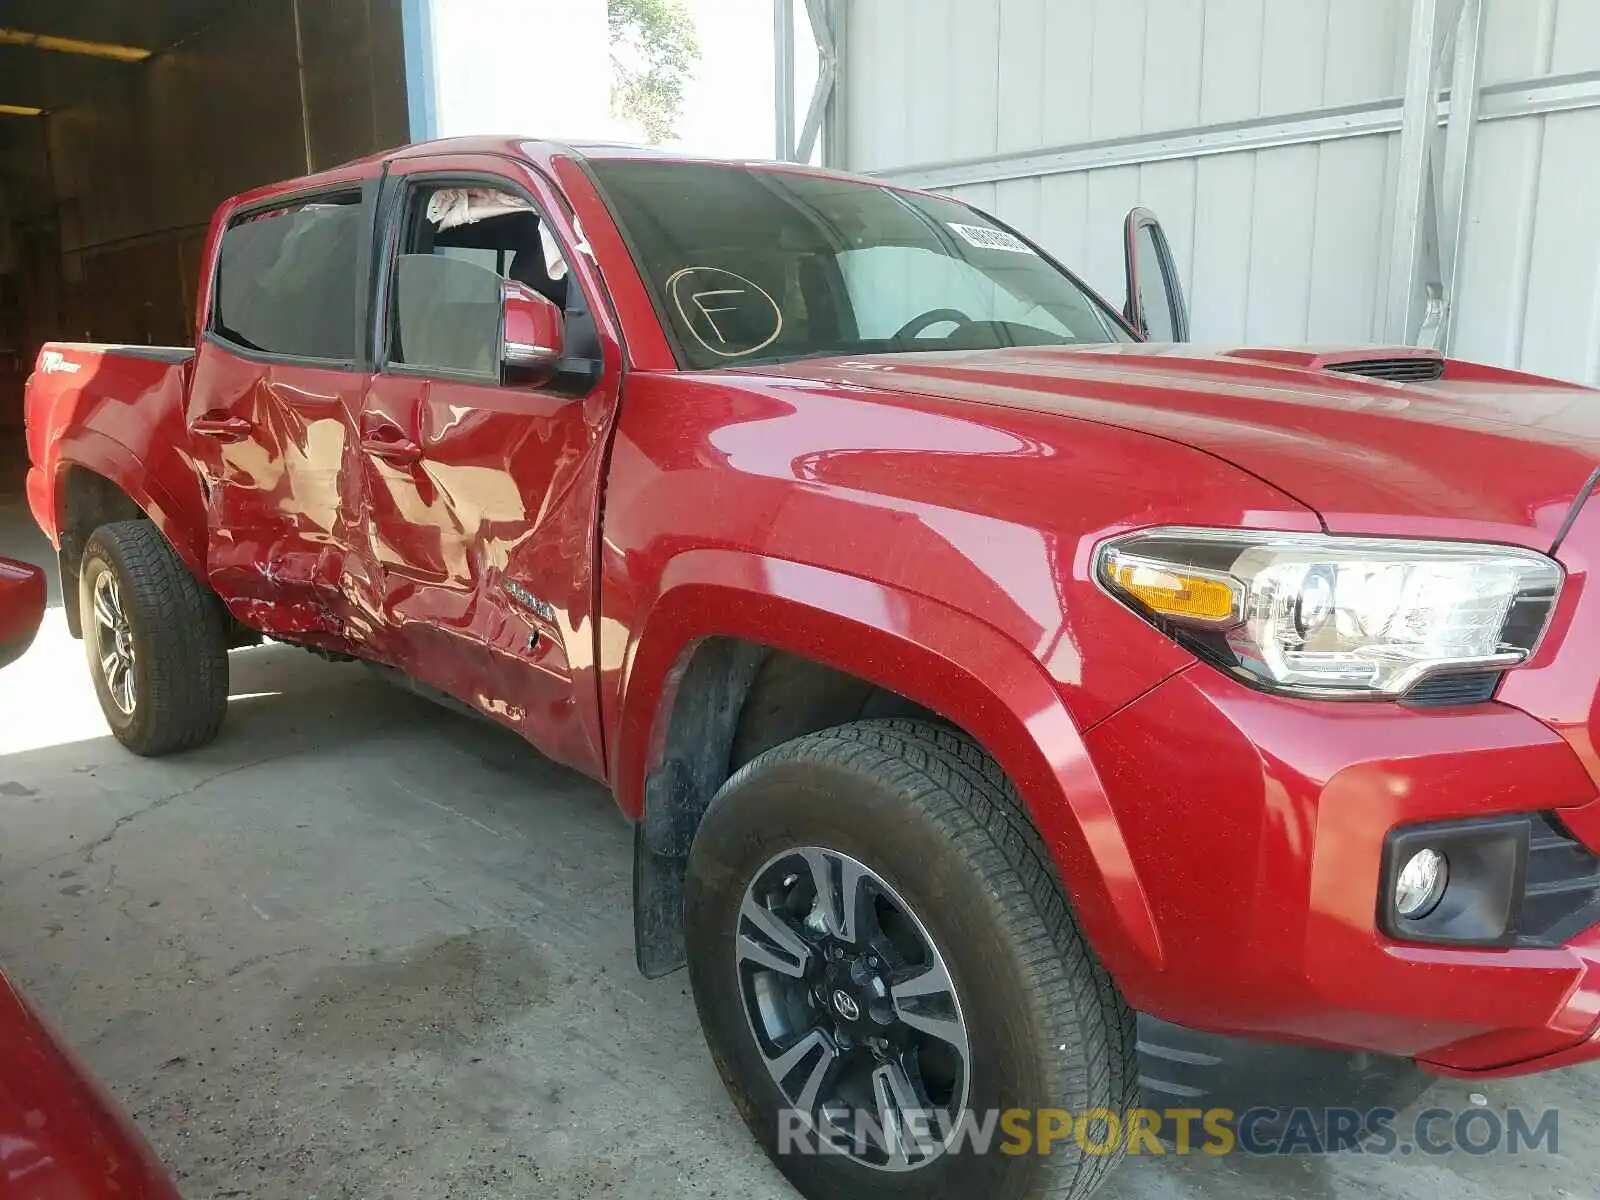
top-left (0, 0), bottom-right (411, 490)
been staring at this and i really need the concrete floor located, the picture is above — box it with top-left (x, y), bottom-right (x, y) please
top-left (0, 496), bottom-right (1597, 1199)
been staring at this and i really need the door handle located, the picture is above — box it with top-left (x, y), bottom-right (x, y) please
top-left (192, 413), bottom-right (253, 442)
top-left (361, 433), bottom-right (422, 467)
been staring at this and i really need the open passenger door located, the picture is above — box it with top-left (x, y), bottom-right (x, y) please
top-left (1123, 208), bottom-right (1189, 342)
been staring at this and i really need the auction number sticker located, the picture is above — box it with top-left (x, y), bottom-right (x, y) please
top-left (948, 223), bottom-right (1034, 254)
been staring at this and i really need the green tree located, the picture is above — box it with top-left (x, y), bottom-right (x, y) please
top-left (609, 0), bottom-right (701, 144)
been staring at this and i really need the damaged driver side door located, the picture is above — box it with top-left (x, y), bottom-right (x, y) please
top-left (353, 156), bottom-right (618, 778)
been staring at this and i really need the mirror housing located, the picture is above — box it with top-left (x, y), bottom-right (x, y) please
top-left (501, 281), bottom-right (564, 381)
top-left (1123, 207), bottom-right (1190, 342)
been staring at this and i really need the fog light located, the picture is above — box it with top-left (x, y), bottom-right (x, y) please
top-left (1395, 849), bottom-right (1449, 918)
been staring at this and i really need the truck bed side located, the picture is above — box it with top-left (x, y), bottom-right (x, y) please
top-left (24, 342), bottom-right (207, 579)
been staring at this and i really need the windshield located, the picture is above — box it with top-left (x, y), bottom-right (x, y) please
top-left (587, 160), bottom-right (1130, 370)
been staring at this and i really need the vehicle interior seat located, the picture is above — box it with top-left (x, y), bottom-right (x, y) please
top-left (508, 240), bottom-right (569, 312)
top-left (426, 210), bottom-right (570, 311)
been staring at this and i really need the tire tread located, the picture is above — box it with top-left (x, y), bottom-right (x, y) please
top-left (82, 521), bottom-right (228, 756)
top-left (708, 717), bottom-right (1139, 1200)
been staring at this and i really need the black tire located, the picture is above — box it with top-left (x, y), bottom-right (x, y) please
top-left (79, 520), bottom-right (229, 756)
top-left (685, 718), bottom-right (1138, 1200)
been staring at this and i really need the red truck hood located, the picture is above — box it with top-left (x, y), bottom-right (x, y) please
top-left (758, 344), bottom-right (1600, 548)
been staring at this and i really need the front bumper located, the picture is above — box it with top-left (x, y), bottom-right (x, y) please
top-left (1084, 663), bottom-right (1600, 1077)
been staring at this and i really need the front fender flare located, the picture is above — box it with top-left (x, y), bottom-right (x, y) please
top-left (618, 548), bottom-right (1165, 986)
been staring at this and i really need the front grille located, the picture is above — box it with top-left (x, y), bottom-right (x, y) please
top-left (1402, 672), bottom-right (1501, 707)
top-left (1518, 814), bottom-right (1600, 946)
top-left (1326, 357), bottom-right (1445, 383)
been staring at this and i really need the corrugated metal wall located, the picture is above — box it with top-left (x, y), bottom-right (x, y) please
top-left (41, 0), bottom-right (410, 349)
top-left (845, 0), bottom-right (1600, 383)
top-left (0, 0), bottom-right (410, 472)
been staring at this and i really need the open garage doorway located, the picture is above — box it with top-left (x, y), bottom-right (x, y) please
top-left (0, 0), bottom-right (411, 493)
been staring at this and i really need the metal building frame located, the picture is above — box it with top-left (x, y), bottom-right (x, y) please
top-left (778, 0), bottom-right (1600, 351)
top-left (1388, 0), bottom-right (1485, 348)
top-left (773, 0), bottom-right (842, 164)
top-left (400, 0), bottom-right (438, 141)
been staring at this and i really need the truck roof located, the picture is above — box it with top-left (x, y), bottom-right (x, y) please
top-left (224, 136), bottom-right (893, 215)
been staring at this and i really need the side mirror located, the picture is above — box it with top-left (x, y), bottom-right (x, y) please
top-left (501, 282), bottom-right (564, 381)
top-left (1123, 207), bottom-right (1190, 342)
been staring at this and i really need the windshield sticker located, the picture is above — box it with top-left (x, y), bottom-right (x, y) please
top-left (948, 223), bottom-right (1034, 254)
top-left (666, 267), bottom-right (783, 358)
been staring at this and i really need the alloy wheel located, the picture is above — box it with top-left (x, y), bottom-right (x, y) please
top-left (92, 570), bottom-right (137, 715)
top-left (735, 845), bottom-right (971, 1171)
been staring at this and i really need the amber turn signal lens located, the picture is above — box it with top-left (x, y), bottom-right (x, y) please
top-left (1107, 561), bottom-right (1236, 623)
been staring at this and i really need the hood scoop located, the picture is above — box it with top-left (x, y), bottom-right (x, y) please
top-left (1224, 346), bottom-right (1445, 383)
top-left (1325, 357), bottom-right (1445, 383)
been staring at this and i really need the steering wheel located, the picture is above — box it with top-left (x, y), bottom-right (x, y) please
top-left (892, 308), bottom-right (974, 342)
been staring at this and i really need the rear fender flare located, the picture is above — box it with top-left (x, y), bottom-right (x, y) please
top-left (619, 548), bottom-right (1165, 985)
top-left (52, 431), bottom-right (206, 578)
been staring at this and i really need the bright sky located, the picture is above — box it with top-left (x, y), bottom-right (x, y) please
top-left (670, 0), bottom-right (782, 159)
top-left (428, 0), bottom-right (811, 161)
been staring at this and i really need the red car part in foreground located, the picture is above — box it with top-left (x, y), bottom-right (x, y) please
top-left (19, 139), bottom-right (1600, 1199)
top-left (0, 972), bottom-right (179, 1199)
top-left (0, 557), bottom-right (180, 1197)
top-left (0, 558), bottom-right (44, 671)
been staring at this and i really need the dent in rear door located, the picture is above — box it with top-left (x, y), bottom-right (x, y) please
top-left (190, 185), bottom-right (376, 649)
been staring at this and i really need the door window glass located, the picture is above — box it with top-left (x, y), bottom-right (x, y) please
top-left (388, 185), bottom-right (571, 379)
top-left (393, 255), bottom-right (503, 378)
top-left (1134, 226), bottom-right (1177, 342)
top-left (214, 195), bottom-right (363, 361)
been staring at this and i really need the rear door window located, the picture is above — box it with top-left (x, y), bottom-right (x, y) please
top-left (213, 194), bottom-right (364, 362)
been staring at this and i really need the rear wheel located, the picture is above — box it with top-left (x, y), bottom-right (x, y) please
top-left (685, 718), bottom-right (1138, 1200)
top-left (80, 521), bottom-right (229, 756)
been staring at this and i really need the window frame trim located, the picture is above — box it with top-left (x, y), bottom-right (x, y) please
top-left (205, 180), bottom-right (379, 372)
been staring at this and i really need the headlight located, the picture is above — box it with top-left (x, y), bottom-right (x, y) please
top-left (1097, 528), bottom-right (1562, 698)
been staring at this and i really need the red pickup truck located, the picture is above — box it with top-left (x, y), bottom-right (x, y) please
top-left (23, 137), bottom-right (1600, 1198)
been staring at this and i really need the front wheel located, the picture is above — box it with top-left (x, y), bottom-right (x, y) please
top-left (80, 521), bottom-right (229, 756)
top-left (685, 719), bottom-right (1138, 1200)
